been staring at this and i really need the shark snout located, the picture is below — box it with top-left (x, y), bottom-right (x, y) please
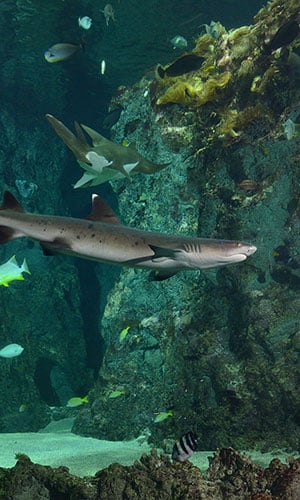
top-left (244, 244), bottom-right (257, 256)
top-left (224, 242), bottom-right (257, 264)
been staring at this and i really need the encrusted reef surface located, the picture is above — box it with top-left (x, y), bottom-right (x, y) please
top-left (73, 0), bottom-right (300, 452)
top-left (1, 448), bottom-right (300, 499)
top-left (0, 110), bottom-right (95, 432)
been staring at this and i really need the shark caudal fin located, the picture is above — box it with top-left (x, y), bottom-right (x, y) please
top-left (0, 191), bottom-right (24, 243)
top-left (0, 191), bottom-right (24, 212)
top-left (46, 114), bottom-right (90, 164)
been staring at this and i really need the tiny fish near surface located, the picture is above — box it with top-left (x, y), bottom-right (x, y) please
top-left (0, 191), bottom-right (256, 281)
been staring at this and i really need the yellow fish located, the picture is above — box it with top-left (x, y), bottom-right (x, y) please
top-left (0, 255), bottom-right (30, 287)
top-left (154, 410), bottom-right (174, 423)
top-left (66, 396), bottom-right (89, 408)
top-left (119, 326), bottom-right (130, 342)
top-left (108, 390), bottom-right (126, 398)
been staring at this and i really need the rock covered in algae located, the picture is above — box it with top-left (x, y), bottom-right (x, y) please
top-left (152, 0), bottom-right (300, 147)
top-left (1, 449), bottom-right (300, 499)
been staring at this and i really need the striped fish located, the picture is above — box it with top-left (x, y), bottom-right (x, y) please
top-left (172, 431), bottom-right (198, 462)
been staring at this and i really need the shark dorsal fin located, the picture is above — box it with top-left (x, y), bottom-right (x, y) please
top-left (1, 191), bottom-right (24, 212)
top-left (86, 195), bottom-right (121, 224)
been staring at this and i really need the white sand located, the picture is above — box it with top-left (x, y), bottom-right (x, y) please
top-left (0, 418), bottom-right (152, 476)
top-left (0, 418), bottom-right (297, 477)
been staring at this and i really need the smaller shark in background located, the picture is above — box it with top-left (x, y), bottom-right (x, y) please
top-left (46, 114), bottom-right (169, 188)
top-left (0, 191), bottom-right (257, 280)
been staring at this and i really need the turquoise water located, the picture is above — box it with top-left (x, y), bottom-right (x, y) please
top-left (0, 0), bottom-right (299, 463)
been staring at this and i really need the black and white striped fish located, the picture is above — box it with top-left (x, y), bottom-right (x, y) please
top-left (172, 431), bottom-right (198, 462)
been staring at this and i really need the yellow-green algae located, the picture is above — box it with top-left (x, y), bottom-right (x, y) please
top-left (153, 0), bottom-right (300, 146)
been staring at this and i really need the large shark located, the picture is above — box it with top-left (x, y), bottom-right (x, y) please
top-left (0, 192), bottom-right (256, 280)
top-left (46, 114), bottom-right (170, 188)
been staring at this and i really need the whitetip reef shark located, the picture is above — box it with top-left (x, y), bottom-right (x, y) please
top-left (0, 191), bottom-right (257, 280)
top-left (46, 114), bottom-right (170, 188)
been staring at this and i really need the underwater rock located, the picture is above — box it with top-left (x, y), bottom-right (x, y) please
top-left (207, 448), bottom-right (267, 495)
top-left (1, 448), bottom-right (300, 499)
top-left (71, 1), bottom-right (300, 451)
top-left (153, 0), bottom-right (300, 147)
top-left (15, 179), bottom-right (37, 199)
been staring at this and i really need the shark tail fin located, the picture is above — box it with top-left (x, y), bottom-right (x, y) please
top-left (149, 270), bottom-right (177, 281)
top-left (0, 226), bottom-right (17, 243)
top-left (0, 191), bottom-right (24, 212)
top-left (46, 114), bottom-right (90, 163)
top-left (0, 191), bottom-right (25, 243)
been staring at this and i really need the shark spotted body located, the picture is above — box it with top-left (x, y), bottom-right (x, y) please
top-left (0, 192), bottom-right (256, 280)
top-left (46, 114), bottom-right (169, 188)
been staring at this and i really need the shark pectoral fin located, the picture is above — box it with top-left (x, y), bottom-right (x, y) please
top-left (107, 160), bottom-right (132, 179)
top-left (119, 165), bottom-right (132, 179)
top-left (85, 151), bottom-right (113, 173)
top-left (73, 173), bottom-right (97, 189)
top-left (149, 270), bottom-right (178, 281)
top-left (41, 237), bottom-right (72, 256)
top-left (41, 244), bottom-right (57, 256)
top-left (149, 245), bottom-right (181, 260)
top-left (123, 161), bottom-right (139, 175)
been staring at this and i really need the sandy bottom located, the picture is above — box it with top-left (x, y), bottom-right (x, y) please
top-left (0, 418), bottom-right (297, 477)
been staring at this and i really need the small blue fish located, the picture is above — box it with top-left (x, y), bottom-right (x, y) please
top-left (44, 42), bottom-right (84, 63)
top-left (78, 16), bottom-right (92, 30)
top-left (170, 35), bottom-right (188, 50)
